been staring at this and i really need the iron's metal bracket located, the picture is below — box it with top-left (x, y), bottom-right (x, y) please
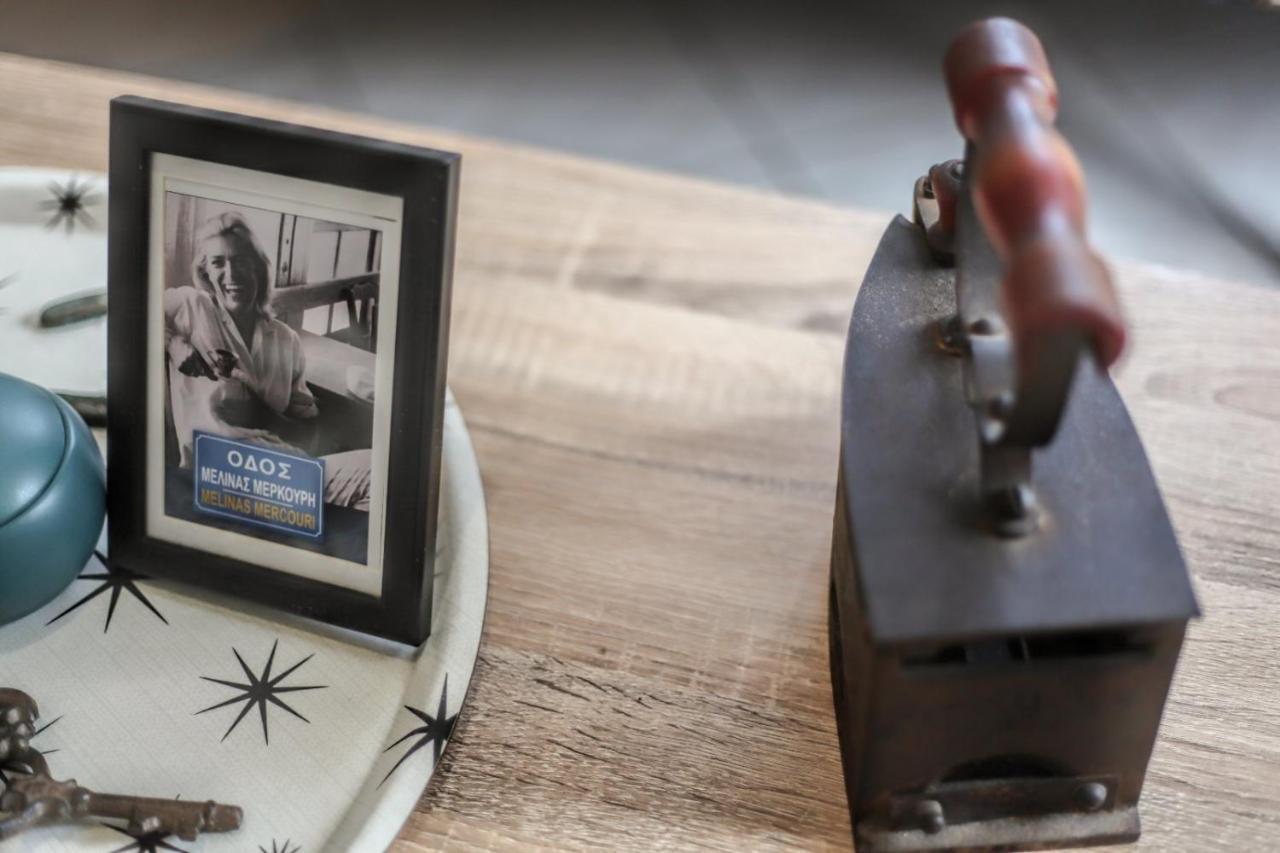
top-left (913, 155), bottom-right (1090, 536)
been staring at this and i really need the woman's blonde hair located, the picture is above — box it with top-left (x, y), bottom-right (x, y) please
top-left (191, 212), bottom-right (272, 317)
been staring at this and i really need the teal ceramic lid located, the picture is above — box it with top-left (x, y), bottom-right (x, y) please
top-left (0, 373), bottom-right (67, 527)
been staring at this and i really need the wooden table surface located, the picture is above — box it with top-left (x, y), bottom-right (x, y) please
top-left (2, 52), bottom-right (1278, 852)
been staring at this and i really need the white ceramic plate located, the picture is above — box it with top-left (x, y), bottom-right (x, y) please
top-left (0, 168), bottom-right (487, 852)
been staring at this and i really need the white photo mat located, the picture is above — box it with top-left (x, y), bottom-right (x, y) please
top-left (145, 154), bottom-right (405, 596)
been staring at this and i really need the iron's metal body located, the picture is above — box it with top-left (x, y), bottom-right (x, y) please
top-left (828, 212), bottom-right (1198, 851)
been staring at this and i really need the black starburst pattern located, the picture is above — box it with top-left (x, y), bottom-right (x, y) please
top-left (260, 840), bottom-right (301, 853)
top-left (46, 551), bottom-right (168, 633)
top-left (39, 175), bottom-right (100, 234)
top-left (380, 675), bottom-right (458, 786)
top-left (104, 821), bottom-right (189, 853)
top-left (196, 639), bottom-right (326, 745)
top-left (0, 714), bottom-right (61, 788)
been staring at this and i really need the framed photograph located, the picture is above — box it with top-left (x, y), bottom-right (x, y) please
top-left (107, 96), bottom-right (458, 644)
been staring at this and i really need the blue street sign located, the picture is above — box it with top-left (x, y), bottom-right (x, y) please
top-left (193, 432), bottom-right (324, 539)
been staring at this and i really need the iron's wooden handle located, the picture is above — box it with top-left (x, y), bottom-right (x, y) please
top-left (945, 17), bottom-right (1126, 369)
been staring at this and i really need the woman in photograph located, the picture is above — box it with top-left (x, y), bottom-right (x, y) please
top-left (165, 212), bottom-right (372, 510)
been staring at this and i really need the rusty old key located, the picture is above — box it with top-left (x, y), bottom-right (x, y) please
top-left (0, 688), bottom-right (243, 841)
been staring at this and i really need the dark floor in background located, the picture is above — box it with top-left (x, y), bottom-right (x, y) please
top-left (3, 0), bottom-right (1277, 285)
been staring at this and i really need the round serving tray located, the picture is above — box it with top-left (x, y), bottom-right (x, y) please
top-left (0, 168), bottom-right (487, 852)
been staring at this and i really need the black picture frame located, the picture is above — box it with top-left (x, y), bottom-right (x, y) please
top-left (107, 96), bottom-right (458, 645)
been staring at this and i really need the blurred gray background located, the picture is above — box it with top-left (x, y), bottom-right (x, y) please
top-left (2, 0), bottom-right (1277, 285)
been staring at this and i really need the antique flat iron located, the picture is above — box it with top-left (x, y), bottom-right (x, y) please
top-left (828, 18), bottom-right (1199, 852)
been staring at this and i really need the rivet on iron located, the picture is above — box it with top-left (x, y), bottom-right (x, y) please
top-left (986, 390), bottom-right (1014, 421)
top-left (986, 483), bottom-right (1040, 537)
top-left (915, 800), bottom-right (946, 834)
top-left (1076, 782), bottom-right (1108, 812)
top-left (967, 316), bottom-right (999, 336)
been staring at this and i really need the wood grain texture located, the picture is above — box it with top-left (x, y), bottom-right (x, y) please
top-left (1, 52), bottom-right (1277, 851)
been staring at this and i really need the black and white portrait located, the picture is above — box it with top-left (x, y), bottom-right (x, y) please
top-left (145, 154), bottom-right (403, 595)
